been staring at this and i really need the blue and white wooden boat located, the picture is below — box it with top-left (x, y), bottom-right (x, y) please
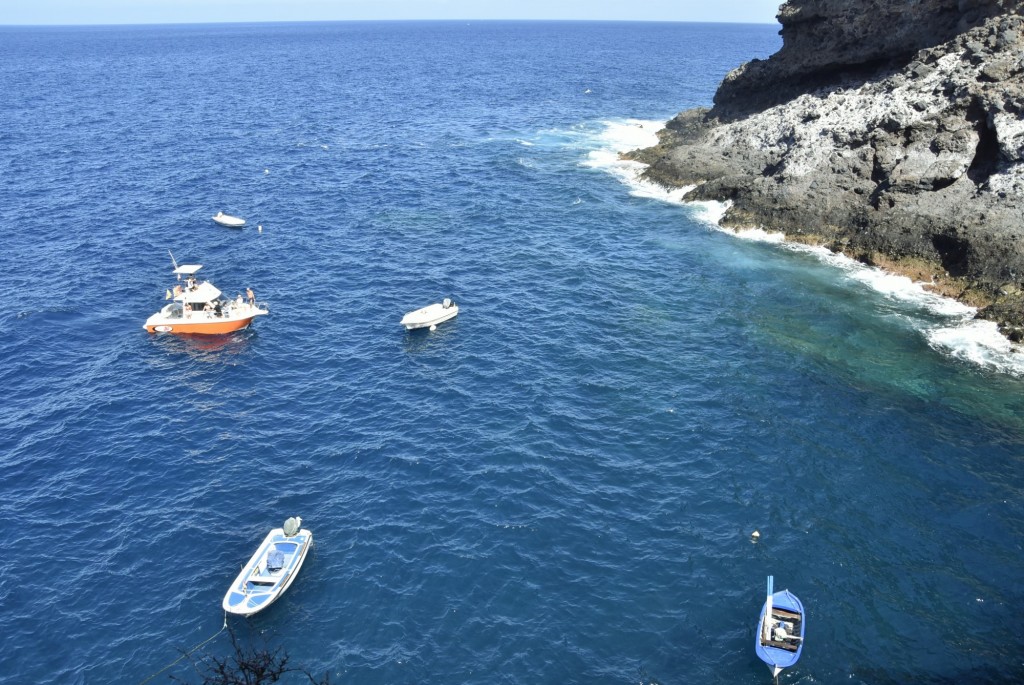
top-left (222, 517), bottom-right (312, 616)
top-left (755, 575), bottom-right (805, 679)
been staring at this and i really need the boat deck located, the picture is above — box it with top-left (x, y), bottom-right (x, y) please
top-left (762, 607), bottom-right (803, 652)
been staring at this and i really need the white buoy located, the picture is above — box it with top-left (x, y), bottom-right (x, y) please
top-left (257, 225), bottom-right (263, 233)
top-left (264, 168), bottom-right (269, 174)
top-left (751, 530), bottom-right (761, 542)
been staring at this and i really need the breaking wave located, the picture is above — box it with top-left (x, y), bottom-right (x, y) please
top-left (584, 119), bottom-right (1024, 376)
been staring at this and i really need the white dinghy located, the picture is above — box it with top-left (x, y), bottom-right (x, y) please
top-left (212, 211), bottom-right (246, 228)
top-left (222, 517), bottom-right (312, 616)
top-left (400, 297), bottom-right (459, 331)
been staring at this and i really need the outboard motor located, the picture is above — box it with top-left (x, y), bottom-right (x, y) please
top-left (442, 298), bottom-right (453, 309)
top-left (283, 516), bottom-right (302, 537)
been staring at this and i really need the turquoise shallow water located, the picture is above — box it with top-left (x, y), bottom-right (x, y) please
top-left (1, 21), bottom-right (1023, 685)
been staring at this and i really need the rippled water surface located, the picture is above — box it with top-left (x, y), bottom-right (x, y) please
top-left (1, 21), bottom-right (1023, 685)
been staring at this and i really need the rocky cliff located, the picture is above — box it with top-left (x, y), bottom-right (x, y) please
top-left (629, 0), bottom-right (1024, 341)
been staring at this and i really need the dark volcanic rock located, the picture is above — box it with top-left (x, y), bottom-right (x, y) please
top-left (713, 0), bottom-right (1014, 119)
top-left (629, 1), bottom-right (1024, 341)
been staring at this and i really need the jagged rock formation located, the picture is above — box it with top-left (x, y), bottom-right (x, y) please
top-left (629, 0), bottom-right (1024, 340)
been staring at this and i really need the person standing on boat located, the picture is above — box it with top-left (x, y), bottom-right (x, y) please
top-left (246, 287), bottom-right (255, 306)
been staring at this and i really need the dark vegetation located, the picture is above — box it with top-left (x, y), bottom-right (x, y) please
top-left (171, 623), bottom-right (330, 685)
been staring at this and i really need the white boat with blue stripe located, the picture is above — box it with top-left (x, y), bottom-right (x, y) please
top-left (222, 517), bottom-right (312, 616)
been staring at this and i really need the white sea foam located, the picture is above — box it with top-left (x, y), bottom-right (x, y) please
top-left (794, 245), bottom-right (972, 316)
top-left (927, 320), bottom-right (1024, 375)
top-left (807, 248), bottom-right (1023, 373)
top-left (775, 238), bottom-right (1023, 374)
top-left (630, 181), bottom-right (692, 203)
top-left (732, 226), bottom-right (787, 243)
top-left (581, 147), bottom-right (645, 182)
top-left (593, 118), bottom-right (662, 152)
top-left (579, 119), bottom-right (693, 203)
top-left (583, 118), bottom-right (1024, 376)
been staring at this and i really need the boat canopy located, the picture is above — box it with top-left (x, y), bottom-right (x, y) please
top-left (173, 264), bottom-right (203, 276)
top-left (175, 281), bottom-right (222, 303)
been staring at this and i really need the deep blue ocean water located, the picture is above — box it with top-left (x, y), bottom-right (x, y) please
top-left (1, 20), bottom-right (1024, 685)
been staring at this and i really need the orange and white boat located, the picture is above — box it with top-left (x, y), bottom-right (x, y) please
top-left (144, 263), bottom-right (268, 335)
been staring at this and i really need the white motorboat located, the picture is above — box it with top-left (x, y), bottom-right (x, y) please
top-left (143, 261), bottom-right (268, 335)
top-left (212, 211), bottom-right (246, 228)
top-left (400, 298), bottom-right (458, 331)
top-left (222, 517), bottom-right (312, 617)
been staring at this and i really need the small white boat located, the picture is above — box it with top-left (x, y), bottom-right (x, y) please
top-left (212, 211), bottom-right (246, 228)
top-left (400, 298), bottom-right (458, 331)
top-left (222, 517), bottom-right (313, 616)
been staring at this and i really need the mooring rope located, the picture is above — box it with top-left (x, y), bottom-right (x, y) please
top-left (137, 612), bottom-right (228, 684)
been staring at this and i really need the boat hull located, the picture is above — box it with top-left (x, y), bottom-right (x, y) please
top-left (144, 304), bottom-right (267, 335)
top-left (222, 528), bottom-right (313, 616)
top-left (144, 317), bottom-right (257, 334)
top-left (212, 214), bottom-right (245, 227)
top-left (756, 589), bottom-right (805, 677)
top-left (401, 303), bottom-right (459, 330)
